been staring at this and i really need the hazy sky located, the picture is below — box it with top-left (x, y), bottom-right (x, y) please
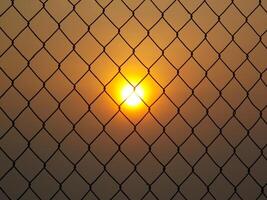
top-left (0, 0), bottom-right (266, 199)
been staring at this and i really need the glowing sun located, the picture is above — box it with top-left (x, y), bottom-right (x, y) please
top-left (121, 85), bottom-right (144, 107)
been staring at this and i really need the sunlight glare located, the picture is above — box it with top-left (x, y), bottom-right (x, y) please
top-left (122, 85), bottom-right (144, 107)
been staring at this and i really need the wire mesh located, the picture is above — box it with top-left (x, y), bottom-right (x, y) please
top-left (0, 0), bottom-right (266, 199)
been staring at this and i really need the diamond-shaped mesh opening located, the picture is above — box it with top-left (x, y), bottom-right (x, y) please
top-left (0, 0), bottom-right (266, 199)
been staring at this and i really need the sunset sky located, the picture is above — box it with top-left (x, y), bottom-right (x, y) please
top-left (0, 0), bottom-right (266, 199)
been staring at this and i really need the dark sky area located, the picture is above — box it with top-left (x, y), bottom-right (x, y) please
top-left (0, 0), bottom-right (266, 199)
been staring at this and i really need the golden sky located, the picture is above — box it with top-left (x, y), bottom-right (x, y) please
top-left (0, 0), bottom-right (266, 199)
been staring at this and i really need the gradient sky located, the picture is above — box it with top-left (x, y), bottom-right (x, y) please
top-left (0, 0), bottom-right (267, 199)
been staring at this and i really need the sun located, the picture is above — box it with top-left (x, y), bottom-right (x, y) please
top-left (121, 84), bottom-right (144, 107)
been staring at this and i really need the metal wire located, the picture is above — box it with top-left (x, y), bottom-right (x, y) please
top-left (0, 0), bottom-right (266, 199)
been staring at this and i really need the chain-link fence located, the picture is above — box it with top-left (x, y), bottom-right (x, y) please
top-left (0, 0), bottom-right (267, 199)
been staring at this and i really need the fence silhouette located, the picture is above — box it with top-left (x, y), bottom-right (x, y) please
top-left (0, 0), bottom-right (266, 199)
